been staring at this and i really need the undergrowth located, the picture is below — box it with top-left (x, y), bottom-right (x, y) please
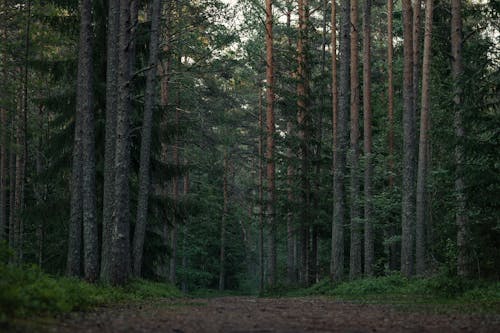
top-left (0, 263), bottom-right (181, 323)
top-left (269, 274), bottom-right (500, 312)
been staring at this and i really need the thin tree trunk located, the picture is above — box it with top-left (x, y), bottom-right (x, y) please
top-left (451, 0), bottom-right (468, 278)
top-left (331, 0), bottom-right (338, 180)
top-left (132, 0), bottom-right (163, 277)
top-left (413, 0), bottom-right (422, 122)
top-left (416, 0), bottom-right (433, 276)
top-left (109, 0), bottom-right (133, 285)
top-left (169, 88), bottom-right (180, 285)
top-left (257, 88), bottom-right (264, 293)
top-left (219, 151), bottom-right (228, 291)
top-left (101, 0), bottom-right (120, 282)
top-left (363, 0), bottom-right (374, 277)
top-left (401, 0), bottom-right (416, 278)
top-left (181, 167), bottom-right (189, 292)
top-left (387, 0), bottom-right (398, 271)
top-left (286, 1), bottom-right (295, 286)
top-left (332, 0), bottom-right (350, 282)
top-left (265, 0), bottom-right (276, 288)
top-left (8, 109), bottom-right (16, 253)
top-left (297, 0), bottom-right (310, 286)
top-left (349, 0), bottom-right (361, 280)
top-left (76, 0), bottom-right (98, 282)
top-left (0, 105), bottom-right (6, 240)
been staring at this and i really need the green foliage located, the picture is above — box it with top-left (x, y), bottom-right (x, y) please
top-left (0, 263), bottom-right (180, 322)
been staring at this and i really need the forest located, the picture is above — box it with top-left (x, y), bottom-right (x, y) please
top-left (0, 0), bottom-right (499, 331)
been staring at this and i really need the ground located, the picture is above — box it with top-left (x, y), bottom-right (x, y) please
top-left (9, 297), bottom-right (500, 332)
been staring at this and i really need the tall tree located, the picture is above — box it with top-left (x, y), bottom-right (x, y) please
top-left (349, 0), bottom-right (361, 280)
top-left (386, 0), bottom-right (398, 270)
top-left (257, 88), bottom-right (264, 292)
top-left (401, 0), bottom-right (416, 277)
top-left (331, 0), bottom-right (350, 282)
top-left (265, 0), bottom-right (276, 287)
top-left (132, 0), bottom-right (163, 277)
top-left (363, 0), bottom-right (374, 276)
top-left (451, 0), bottom-right (468, 278)
top-left (101, 0), bottom-right (120, 282)
top-left (416, 0), bottom-right (433, 276)
top-left (219, 150), bottom-right (228, 290)
top-left (331, 0), bottom-right (337, 173)
top-left (413, 0), bottom-right (422, 118)
top-left (108, 0), bottom-right (133, 285)
top-left (297, 0), bottom-right (310, 285)
top-left (79, 0), bottom-right (98, 282)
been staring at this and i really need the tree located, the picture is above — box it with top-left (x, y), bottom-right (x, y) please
top-left (362, 0), bottom-right (374, 277)
top-left (265, 0), bottom-right (276, 287)
top-left (349, 0), bottom-right (361, 280)
top-left (451, 0), bottom-right (467, 278)
top-left (101, 0), bottom-right (120, 282)
top-left (416, 0), bottom-right (433, 276)
top-left (108, 0), bottom-right (134, 285)
top-left (132, 0), bottom-right (163, 277)
top-left (401, 0), bottom-right (416, 278)
top-left (332, 0), bottom-right (350, 282)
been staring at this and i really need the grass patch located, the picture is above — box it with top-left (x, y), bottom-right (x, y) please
top-left (271, 274), bottom-right (500, 313)
top-left (0, 263), bottom-right (181, 323)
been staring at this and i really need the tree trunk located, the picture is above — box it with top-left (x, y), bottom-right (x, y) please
top-left (331, 0), bottom-right (350, 282)
top-left (451, 0), bottom-right (468, 278)
top-left (297, 0), bottom-right (310, 286)
top-left (349, 0), bottom-right (361, 280)
top-left (219, 151), bottom-right (228, 291)
top-left (331, 0), bottom-right (338, 179)
top-left (265, 0), bottom-right (276, 288)
top-left (101, 0), bottom-right (120, 282)
top-left (413, 0), bottom-right (422, 122)
top-left (363, 0), bottom-right (374, 277)
top-left (401, 0), bottom-right (416, 278)
top-left (286, 0), bottom-right (295, 286)
top-left (258, 88), bottom-right (264, 293)
top-left (416, 0), bottom-right (433, 276)
top-left (109, 0), bottom-right (133, 286)
top-left (0, 105), bottom-right (6, 241)
top-left (8, 110), bottom-right (16, 254)
top-left (169, 88), bottom-right (180, 285)
top-left (77, 0), bottom-right (98, 282)
top-left (133, 0), bottom-right (163, 277)
top-left (386, 0), bottom-right (398, 271)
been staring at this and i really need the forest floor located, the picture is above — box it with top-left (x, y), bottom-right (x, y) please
top-left (9, 296), bottom-right (500, 333)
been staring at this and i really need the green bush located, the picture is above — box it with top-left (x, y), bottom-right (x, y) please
top-left (0, 264), bottom-right (180, 322)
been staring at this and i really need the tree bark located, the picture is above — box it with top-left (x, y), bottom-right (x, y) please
top-left (219, 151), bottom-right (228, 291)
top-left (331, 0), bottom-right (350, 282)
top-left (401, 0), bottom-right (416, 278)
top-left (77, 0), bottom-right (98, 282)
top-left (257, 88), bottom-right (264, 293)
top-left (349, 0), bottom-right (361, 280)
top-left (363, 0), bottom-right (374, 277)
top-left (265, 0), bottom-right (276, 288)
top-left (101, 0), bottom-right (120, 282)
top-left (416, 0), bottom-right (433, 276)
top-left (109, 0), bottom-right (133, 285)
top-left (451, 0), bottom-right (468, 278)
top-left (133, 0), bottom-right (163, 277)
top-left (297, 0), bottom-right (310, 286)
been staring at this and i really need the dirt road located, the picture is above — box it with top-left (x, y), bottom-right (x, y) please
top-left (16, 297), bottom-right (500, 333)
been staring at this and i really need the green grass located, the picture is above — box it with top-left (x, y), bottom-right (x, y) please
top-left (269, 274), bottom-right (500, 313)
top-left (0, 263), bottom-right (181, 323)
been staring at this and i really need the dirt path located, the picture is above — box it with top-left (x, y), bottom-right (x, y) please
top-left (19, 297), bottom-right (500, 333)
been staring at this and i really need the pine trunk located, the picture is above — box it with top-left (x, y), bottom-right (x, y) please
top-left (349, 0), bottom-right (361, 280)
top-left (401, 0), bottom-right (416, 278)
top-left (101, 0), bottom-right (120, 282)
top-left (332, 0), bottom-right (350, 282)
top-left (451, 0), bottom-right (468, 278)
top-left (363, 0), bottom-right (374, 277)
top-left (416, 0), bottom-right (433, 276)
top-left (219, 151), bottom-right (228, 291)
top-left (133, 0), bottom-right (163, 277)
top-left (265, 0), bottom-right (276, 287)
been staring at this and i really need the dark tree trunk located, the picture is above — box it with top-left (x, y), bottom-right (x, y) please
top-left (132, 0), bottom-right (163, 277)
top-left (265, 0), bottom-right (276, 288)
top-left (416, 0), bottom-right (433, 276)
top-left (401, 0), bottom-right (416, 278)
top-left (101, 0), bottom-right (120, 282)
top-left (349, 0), bottom-right (361, 280)
top-left (451, 0), bottom-right (468, 278)
top-left (332, 0), bottom-right (350, 282)
top-left (363, 0), bottom-right (374, 277)
top-left (219, 151), bottom-right (228, 291)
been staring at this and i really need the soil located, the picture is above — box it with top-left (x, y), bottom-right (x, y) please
top-left (9, 297), bottom-right (500, 333)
